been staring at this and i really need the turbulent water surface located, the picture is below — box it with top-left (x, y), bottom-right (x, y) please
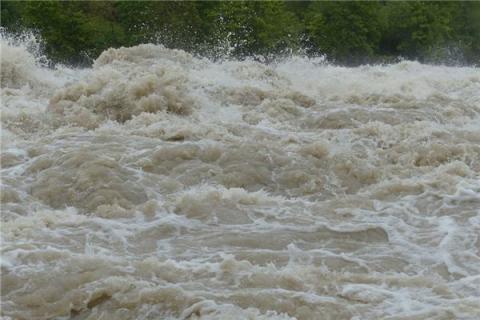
top-left (1, 36), bottom-right (480, 320)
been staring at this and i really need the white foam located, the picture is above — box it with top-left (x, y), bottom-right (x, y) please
top-left (1, 37), bottom-right (479, 319)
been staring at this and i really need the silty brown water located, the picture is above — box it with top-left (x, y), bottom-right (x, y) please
top-left (1, 37), bottom-right (480, 320)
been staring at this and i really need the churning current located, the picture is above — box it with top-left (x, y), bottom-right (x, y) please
top-left (1, 36), bottom-right (480, 320)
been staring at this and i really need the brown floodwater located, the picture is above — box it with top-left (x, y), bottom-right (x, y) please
top-left (1, 35), bottom-right (480, 320)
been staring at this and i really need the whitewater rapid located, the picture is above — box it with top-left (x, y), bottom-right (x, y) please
top-left (1, 36), bottom-right (480, 320)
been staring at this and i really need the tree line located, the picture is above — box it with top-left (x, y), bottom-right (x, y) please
top-left (2, 1), bottom-right (479, 66)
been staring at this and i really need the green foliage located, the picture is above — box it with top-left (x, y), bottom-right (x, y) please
top-left (115, 1), bottom-right (205, 51)
top-left (204, 1), bottom-right (301, 57)
top-left (1, 1), bottom-right (25, 32)
top-left (253, 2), bottom-right (302, 55)
top-left (306, 2), bottom-right (384, 64)
top-left (384, 2), bottom-right (453, 59)
top-left (3, 1), bottom-right (125, 65)
top-left (1, 1), bottom-right (478, 65)
top-left (449, 2), bottom-right (480, 64)
top-left (379, 1), bottom-right (480, 64)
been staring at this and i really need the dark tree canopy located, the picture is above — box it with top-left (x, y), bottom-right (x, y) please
top-left (2, 1), bottom-right (479, 66)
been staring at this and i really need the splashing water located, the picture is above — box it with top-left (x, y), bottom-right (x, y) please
top-left (1, 34), bottom-right (480, 320)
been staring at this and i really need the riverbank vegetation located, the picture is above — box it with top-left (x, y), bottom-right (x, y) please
top-left (2, 1), bottom-right (479, 66)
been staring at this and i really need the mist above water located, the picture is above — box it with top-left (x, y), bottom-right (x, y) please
top-left (1, 34), bottom-right (480, 320)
